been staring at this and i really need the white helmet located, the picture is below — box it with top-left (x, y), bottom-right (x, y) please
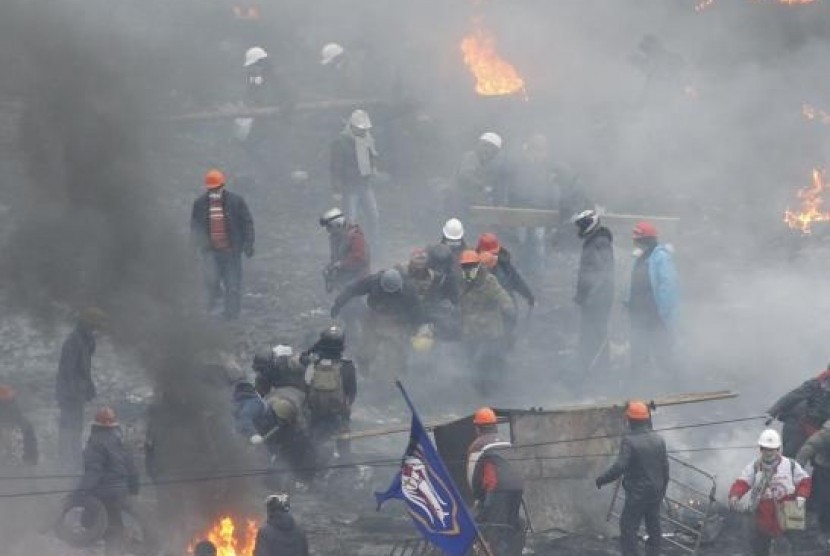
top-left (442, 218), bottom-right (465, 241)
top-left (758, 429), bottom-right (782, 450)
top-left (272, 345), bottom-right (293, 358)
top-left (319, 207), bottom-right (346, 228)
top-left (321, 43), bottom-right (345, 66)
top-left (479, 132), bottom-right (503, 149)
top-left (349, 109), bottom-right (372, 131)
top-left (244, 46), bottom-right (268, 67)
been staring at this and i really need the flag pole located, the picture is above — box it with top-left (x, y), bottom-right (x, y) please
top-left (394, 381), bottom-right (496, 556)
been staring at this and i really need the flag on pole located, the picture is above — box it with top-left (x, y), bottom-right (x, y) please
top-left (375, 382), bottom-right (479, 556)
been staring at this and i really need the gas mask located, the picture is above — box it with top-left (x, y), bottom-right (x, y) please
top-left (462, 264), bottom-right (480, 283)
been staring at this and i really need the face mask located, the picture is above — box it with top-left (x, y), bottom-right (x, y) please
top-left (761, 449), bottom-right (779, 464)
top-left (632, 247), bottom-right (644, 258)
top-left (248, 74), bottom-right (264, 86)
top-left (462, 265), bottom-right (480, 282)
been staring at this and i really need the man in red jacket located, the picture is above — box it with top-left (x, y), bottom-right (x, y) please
top-left (728, 429), bottom-right (811, 556)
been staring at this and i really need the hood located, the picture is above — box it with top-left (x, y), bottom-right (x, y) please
top-left (269, 511), bottom-right (296, 531)
top-left (586, 226), bottom-right (613, 243)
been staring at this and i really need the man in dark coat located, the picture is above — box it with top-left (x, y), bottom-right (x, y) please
top-left (768, 366), bottom-right (830, 457)
top-left (191, 169), bottom-right (255, 320)
top-left (75, 407), bottom-right (139, 556)
top-left (56, 307), bottom-right (106, 470)
top-left (573, 210), bottom-right (614, 375)
top-left (476, 233), bottom-right (535, 310)
top-left (253, 493), bottom-right (309, 556)
top-left (596, 401), bottom-right (669, 556)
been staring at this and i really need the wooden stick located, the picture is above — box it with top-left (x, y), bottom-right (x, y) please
top-left (169, 98), bottom-right (387, 122)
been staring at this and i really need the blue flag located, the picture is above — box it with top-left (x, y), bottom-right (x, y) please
top-left (374, 382), bottom-right (478, 556)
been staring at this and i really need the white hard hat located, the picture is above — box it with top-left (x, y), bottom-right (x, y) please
top-left (244, 46), bottom-right (268, 67)
top-left (321, 43), bottom-right (345, 66)
top-left (273, 345), bottom-right (293, 358)
top-left (442, 218), bottom-right (465, 241)
top-left (349, 109), bottom-right (372, 130)
top-left (758, 429), bottom-right (782, 450)
top-left (319, 207), bottom-right (346, 228)
top-left (479, 132), bottom-right (503, 149)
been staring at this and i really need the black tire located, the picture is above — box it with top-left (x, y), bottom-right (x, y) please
top-left (55, 495), bottom-right (108, 547)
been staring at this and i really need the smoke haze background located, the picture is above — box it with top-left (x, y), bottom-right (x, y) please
top-left (0, 0), bottom-right (828, 548)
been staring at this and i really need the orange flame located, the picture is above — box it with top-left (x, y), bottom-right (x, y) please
top-left (784, 168), bottom-right (830, 234)
top-left (803, 103), bottom-right (830, 125)
top-left (189, 516), bottom-right (259, 556)
top-left (233, 6), bottom-right (260, 20)
top-left (460, 19), bottom-right (526, 97)
top-left (695, 0), bottom-right (716, 12)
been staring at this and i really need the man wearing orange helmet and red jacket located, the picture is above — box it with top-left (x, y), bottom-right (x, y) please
top-left (73, 407), bottom-right (139, 556)
top-left (0, 384), bottom-right (37, 465)
top-left (467, 407), bottom-right (525, 556)
top-left (596, 401), bottom-right (669, 556)
top-left (627, 221), bottom-right (678, 375)
top-left (191, 169), bottom-right (255, 320)
top-left (476, 233), bottom-right (535, 310)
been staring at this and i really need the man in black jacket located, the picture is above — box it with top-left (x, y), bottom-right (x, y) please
top-left (56, 307), bottom-right (106, 470)
top-left (75, 406), bottom-right (139, 556)
top-left (573, 210), bottom-right (614, 375)
top-left (191, 169), bottom-right (255, 320)
top-left (596, 401), bottom-right (669, 556)
top-left (253, 493), bottom-right (309, 556)
top-left (768, 366), bottom-right (830, 457)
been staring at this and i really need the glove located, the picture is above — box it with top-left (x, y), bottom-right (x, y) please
top-left (250, 434), bottom-right (264, 445)
top-left (796, 496), bottom-right (806, 510)
top-left (595, 477), bottom-right (604, 490)
top-left (244, 245), bottom-right (254, 258)
top-left (728, 496), bottom-right (740, 511)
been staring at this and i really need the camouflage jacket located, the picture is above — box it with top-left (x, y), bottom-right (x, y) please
top-left (459, 271), bottom-right (515, 339)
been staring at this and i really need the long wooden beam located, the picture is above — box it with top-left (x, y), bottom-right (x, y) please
top-left (169, 98), bottom-right (386, 122)
top-left (469, 205), bottom-right (680, 228)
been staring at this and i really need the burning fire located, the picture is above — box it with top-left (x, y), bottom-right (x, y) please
top-left (695, 0), bottom-right (716, 12)
top-left (784, 168), bottom-right (830, 234)
top-left (803, 103), bottom-right (830, 125)
top-left (189, 516), bottom-right (258, 556)
top-left (460, 18), bottom-right (526, 97)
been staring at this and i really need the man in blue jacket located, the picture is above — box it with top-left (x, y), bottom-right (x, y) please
top-left (628, 221), bottom-right (678, 376)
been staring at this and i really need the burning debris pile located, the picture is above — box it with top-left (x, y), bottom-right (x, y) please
top-left (783, 168), bottom-right (830, 235)
top-left (189, 516), bottom-right (258, 556)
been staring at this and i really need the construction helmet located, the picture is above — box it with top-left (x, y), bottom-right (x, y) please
top-left (349, 109), bottom-right (372, 131)
top-left (0, 384), bottom-right (16, 401)
top-left (476, 232), bottom-right (501, 254)
top-left (442, 218), bottom-right (465, 241)
top-left (625, 400), bottom-right (651, 421)
top-left (380, 269), bottom-right (403, 293)
top-left (633, 221), bottom-right (658, 239)
top-left (479, 132), bottom-right (503, 149)
top-left (411, 334), bottom-right (435, 352)
top-left (265, 493), bottom-right (290, 513)
top-left (94, 406), bottom-right (119, 427)
top-left (318, 325), bottom-right (345, 353)
top-left (459, 249), bottom-right (481, 266)
top-left (319, 207), bottom-right (346, 228)
top-left (320, 42), bottom-right (345, 65)
top-left (269, 397), bottom-right (298, 422)
top-left (473, 407), bottom-right (498, 426)
top-left (479, 251), bottom-right (498, 269)
top-left (204, 169), bottom-right (226, 190)
top-left (758, 429), bottom-right (782, 450)
top-left (273, 345), bottom-right (293, 358)
top-left (244, 46), bottom-right (268, 67)
top-left (573, 209), bottom-right (600, 238)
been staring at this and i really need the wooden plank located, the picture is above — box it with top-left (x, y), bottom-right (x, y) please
top-left (169, 98), bottom-right (386, 122)
top-left (469, 205), bottom-right (680, 228)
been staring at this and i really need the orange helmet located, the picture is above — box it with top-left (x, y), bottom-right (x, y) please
top-left (204, 169), bottom-right (226, 190)
top-left (0, 384), bottom-right (16, 401)
top-left (94, 406), bottom-right (119, 427)
top-left (459, 249), bottom-right (481, 266)
top-left (476, 233), bottom-right (501, 254)
top-left (632, 221), bottom-right (658, 239)
top-left (479, 251), bottom-right (498, 269)
top-left (473, 407), bottom-right (497, 425)
top-left (625, 400), bottom-right (651, 421)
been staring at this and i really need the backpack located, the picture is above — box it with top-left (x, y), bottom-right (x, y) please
top-left (307, 359), bottom-right (346, 416)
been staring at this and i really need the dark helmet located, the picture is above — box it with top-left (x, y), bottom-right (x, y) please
top-left (573, 209), bottom-right (600, 238)
top-left (318, 325), bottom-right (345, 355)
top-left (266, 493), bottom-right (290, 514)
top-left (252, 350), bottom-right (274, 372)
top-left (380, 269), bottom-right (403, 293)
